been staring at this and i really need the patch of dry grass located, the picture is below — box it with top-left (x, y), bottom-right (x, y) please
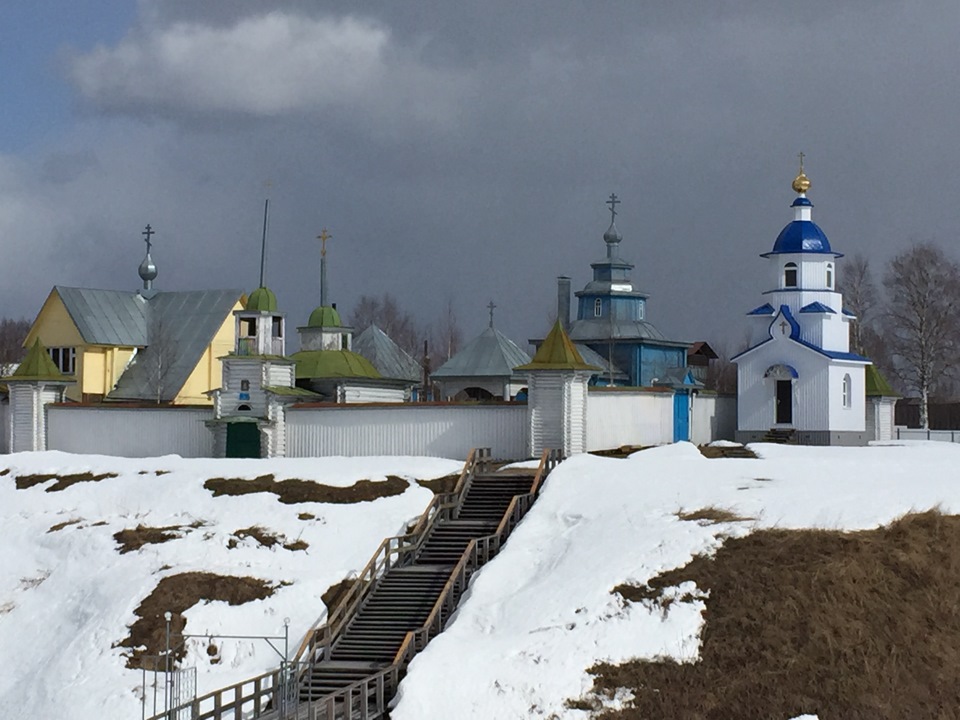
top-left (697, 444), bottom-right (758, 459)
top-left (675, 506), bottom-right (752, 524)
top-left (0, 468), bottom-right (9, 476)
top-left (113, 522), bottom-right (203, 554)
top-left (204, 474), bottom-right (408, 504)
top-left (117, 572), bottom-right (279, 668)
top-left (590, 446), bottom-right (651, 458)
top-left (48, 518), bottom-right (81, 533)
top-left (579, 510), bottom-right (960, 720)
top-left (16, 471), bottom-right (118, 491)
top-left (227, 526), bottom-right (308, 552)
top-left (416, 473), bottom-right (461, 495)
top-left (321, 577), bottom-right (356, 615)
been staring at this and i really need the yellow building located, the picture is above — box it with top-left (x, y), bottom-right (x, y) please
top-left (24, 286), bottom-right (243, 404)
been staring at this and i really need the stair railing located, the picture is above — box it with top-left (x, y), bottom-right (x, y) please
top-left (292, 447), bottom-right (489, 669)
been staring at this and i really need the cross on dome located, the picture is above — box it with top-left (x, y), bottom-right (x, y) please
top-left (487, 300), bottom-right (497, 328)
top-left (142, 224), bottom-right (154, 253)
top-left (792, 152), bottom-right (811, 195)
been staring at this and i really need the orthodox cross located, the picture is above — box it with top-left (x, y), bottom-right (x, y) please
top-left (487, 300), bottom-right (497, 328)
top-left (142, 224), bottom-right (155, 253)
top-left (606, 193), bottom-right (620, 222)
top-left (798, 151), bottom-right (805, 174)
top-left (779, 319), bottom-right (789, 335)
top-left (318, 228), bottom-right (332, 257)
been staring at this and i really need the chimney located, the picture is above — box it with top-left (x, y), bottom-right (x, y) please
top-left (557, 276), bottom-right (571, 330)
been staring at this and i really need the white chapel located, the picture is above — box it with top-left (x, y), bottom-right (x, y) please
top-left (733, 162), bottom-right (871, 445)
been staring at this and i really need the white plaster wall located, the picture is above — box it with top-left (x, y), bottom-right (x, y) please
top-left (691, 394), bottom-right (738, 445)
top-left (586, 390), bottom-right (673, 450)
top-left (287, 404), bottom-right (528, 460)
top-left (827, 363), bottom-right (867, 432)
top-left (46, 406), bottom-right (214, 458)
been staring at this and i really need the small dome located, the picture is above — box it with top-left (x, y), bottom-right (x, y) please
top-left (603, 221), bottom-right (622, 243)
top-left (308, 305), bottom-right (341, 328)
top-left (769, 220), bottom-right (834, 255)
top-left (246, 286), bottom-right (278, 312)
top-left (138, 254), bottom-right (158, 282)
top-left (792, 171), bottom-right (811, 194)
top-left (292, 349), bottom-right (381, 379)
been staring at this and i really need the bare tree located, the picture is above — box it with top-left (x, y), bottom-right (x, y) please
top-left (0, 318), bottom-right (31, 375)
top-left (148, 316), bottom-right (179, 404)
top-left (432, 297), bottom-right (463, 364)
top-left (350, 293), bottom-right (422, 358)
top-left (838, 253), bottom-right (878, 357)
top-left (882, 242), bottom-right (960, 428)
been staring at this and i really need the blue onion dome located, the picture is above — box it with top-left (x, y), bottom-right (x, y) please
top-left (770, 221), bottom-right (833, 254)
top-left (308, 305), bottom-right (341, 328)
top-left (246, 286), bottom-right (278, 312)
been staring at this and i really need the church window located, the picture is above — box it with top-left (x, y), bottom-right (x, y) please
top-left (842, 374), bottom-right (852, 408)
top-left (826, 263), bottom-right (834, 289)
top-left (240, 318), bottom-right (256, 337)
top-left (594, 298), bottom-right (603, 317)
top-left (237, 404), bottom-right (252, 412)
top-left (638, 301), bottom-right (645, 320)
top-left (272, 317), bottom-right (283, 338)
top-left (48, 347), bottom-right (76, 375)
top-left (240, 380), bottom-right (250, 391)
top-left (784, 262), bottom-right (798, 288)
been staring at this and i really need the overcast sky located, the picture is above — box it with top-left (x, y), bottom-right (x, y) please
top-left (2, 0), bottom-right (959, 354)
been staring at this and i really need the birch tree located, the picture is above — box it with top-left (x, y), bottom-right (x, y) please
top-left (839, 253), bottom-right (877, 357)
top-left (883, 242), bottom-right (960, 428)
top-left (0, 318), bottom-right (31, 375)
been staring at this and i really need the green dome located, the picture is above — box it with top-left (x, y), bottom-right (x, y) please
top-left (292, 349), bottom-right (381, 380)
top-left (308, 305), bottom-right (341, 328)
top-left (247, 286), bottom-right (278, 312)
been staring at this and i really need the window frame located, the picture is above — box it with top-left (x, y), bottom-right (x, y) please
top-left (784, 262), bottom-right (798, 288)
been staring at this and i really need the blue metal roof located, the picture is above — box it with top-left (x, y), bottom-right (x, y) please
top-left (791, 197), bottom-right (813, 207)
top-left (799, 302), bottom-right (836, 314)
top-left (747, 303), bottom-right (775, 316)
top-left (763, 220), bottom-right (841, 257)
top-left (842, 308), bottom-right (856, 317)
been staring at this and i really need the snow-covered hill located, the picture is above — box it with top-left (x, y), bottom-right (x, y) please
top-left (0, 451), bottom-right (462, 720)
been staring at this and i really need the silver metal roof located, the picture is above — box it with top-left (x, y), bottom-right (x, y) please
top-left (432, 326), bottom-right (531, 379)
top-left (56, 287), bottom-right (149, 346)
top-left (108, 289), bottom-right (242, 402)
top-left (573, 343), bottom-right (625, 378)
top-left (353, 325), bottom-right (422, 382)
top-left (568, 316), bottom-right (683, 343)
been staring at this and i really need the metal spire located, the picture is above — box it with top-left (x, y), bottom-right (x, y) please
top-left (317, 229), bottom-right (332, 307)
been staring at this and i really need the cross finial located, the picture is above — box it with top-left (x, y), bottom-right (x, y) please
top-left (487, 300), bottom-right (497, 328)
top-left (606, 193), bottom-right (620, 223)
top-left (142, 224), bottom-right (154, 253)
top-left (318, 229), bottom-right (332, 257)
top-left (798, 151), bottom-right (805, 174)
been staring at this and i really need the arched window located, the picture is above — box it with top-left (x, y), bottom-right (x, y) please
top-left (842, 374), bottom-right (851, 408)
top-left (594, 298), bottom-right (603, 317)
top-left (826, 263), bottom-right (834, 289)
top-left (237, 404), bottom-right (252, 412)
top-left (784, 262), bottom-right (798, 288)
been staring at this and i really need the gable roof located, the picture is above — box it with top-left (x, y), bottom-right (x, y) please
top-left (732, 304), bottom-right (870, 364)
top-left (516, 321), bottom-right (599, 371)
top-left (108, 289), bottom-right (243, 402)
top-left (55, 286), bottom-right (148, 346)
top-left (865, 365), bottom-right (899, 397)
top-left (432, 326), bottom-right (531, 379)
top-left (353, 325), bottom-right (422, 382)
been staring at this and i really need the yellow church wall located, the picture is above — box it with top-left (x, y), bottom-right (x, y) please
top-left (25, 291), bottom-right (87, 401)
top-left (81, 350), bottom-right (106, 395)
top-left (174, 301), bottom-right (242, 405)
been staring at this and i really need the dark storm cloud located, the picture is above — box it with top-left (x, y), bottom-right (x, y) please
top-left (6, 0), bottom-right (960, 356)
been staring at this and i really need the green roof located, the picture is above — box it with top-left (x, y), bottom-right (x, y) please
top-left (515, 321), bottom-right (600, 371)
top-left (865, 365), bottom-right (899, 397)
top-left (291, 349), bottom-right (381, 379)
top-left (4, 339), bottom-right (69, 382)
top-left (308, 306), bottom-right (341, 328)
top-left (246, 286), bottom-right (278, 312)
top-left (264, 385), bottom-right (320, 397)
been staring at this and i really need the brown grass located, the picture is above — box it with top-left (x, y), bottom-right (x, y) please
top-left (113, 522), bottom-right (203, 554)
top-left (16, 471), bottom-right (118, 491)
top-left (117, 572), bottom-right (279, 668)
top-left (590, 446), bottom-right (651, 459)
top-left (204, 473), bottom-right (408, 504)
top-left (322, 577), bottom-right (356, 615)
top-left (697, 445), bottom-right (758, 459)
top-left (48, 518), bottom-right (81, 533)
top-left (416, 473), bottom-right (462, 495)
top-left (228, 526), bottom-right (309, 551)
top-left (298, 512), bottom-right (316, 520)
top-left (579, 510), bottom-right (960, 720)
top-left (675, 507), bottom-right (752, 525)
top-left (0, 468), bottom-right (9, 476)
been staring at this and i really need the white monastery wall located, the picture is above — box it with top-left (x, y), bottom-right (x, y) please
top-left (339, 386), bottom-right (407, 404)
top-left (586, 389), bottom-right (673, 450)
top-left (0, 401), bottom-right (8, 454)
top-left (286, 403), bottom-right (528, 460)
top-left (46, 406), bottom-right (214, 458)
top-left (691, 394), bottom-right (737, 445)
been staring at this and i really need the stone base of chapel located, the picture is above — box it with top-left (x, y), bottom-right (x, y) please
top-left (736, 429), bottom-right (869, 447)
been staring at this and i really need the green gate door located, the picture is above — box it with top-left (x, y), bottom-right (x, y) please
top-left (226, 423), bottom-right (261, 458)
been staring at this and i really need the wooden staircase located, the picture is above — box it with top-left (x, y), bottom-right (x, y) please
top-left (152, 448), bottom-right (561, 720)
top-left (762, 428), bottom-right (797, 444)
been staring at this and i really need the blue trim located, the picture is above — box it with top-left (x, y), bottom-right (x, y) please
top-left (799, 301), bottom-right (836, 314)
top-left (842, 308), bottom-right (856, 317)
top-left (791, 197), bottom-right (813, 207)
top-left (764, 363), bottom-right (799, 378)
top-left (747, 303), bottom-right (775, 316)
top-left (773, 305), bottom-right (802, 340)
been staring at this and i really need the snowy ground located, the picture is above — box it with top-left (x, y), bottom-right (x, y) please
top-left (0, 451), bottom-right (463, 720)
top-left (391, 441), bottom-right (960, 720)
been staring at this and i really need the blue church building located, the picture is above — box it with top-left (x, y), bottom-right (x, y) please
top-left (536, 194), bottom-right (692, 388)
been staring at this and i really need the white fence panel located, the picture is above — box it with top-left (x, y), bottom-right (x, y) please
top-left (47, 406), bottom-right (214, 458)
top-left (286, 404), bottom-right (528, 460)
top-left (0, 401), bottom-right (8, 454)
top-left (586, 390), bottom-right (674, 451)
top-left (894, 427), bottom-right (960, 443)
top-left (691, 394), bottom-right (737, 445)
